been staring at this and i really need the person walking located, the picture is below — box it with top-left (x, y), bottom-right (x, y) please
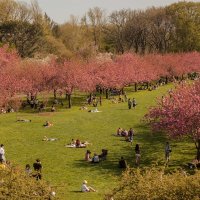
top-left (128, 98), bottom-right (132, 109)
top-left (128, 128), bottom-right (135, 145)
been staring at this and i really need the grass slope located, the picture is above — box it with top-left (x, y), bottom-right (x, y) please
top-left (0, 84), bottom-right (195, 200)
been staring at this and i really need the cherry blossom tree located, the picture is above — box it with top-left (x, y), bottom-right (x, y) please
top-left (145, 80), bottom-right (200, 160)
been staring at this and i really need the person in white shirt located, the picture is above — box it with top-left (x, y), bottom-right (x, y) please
top-left (0, 144), bottom-right (5, 162)
top-left (81, 180), bottom-right (96, 192)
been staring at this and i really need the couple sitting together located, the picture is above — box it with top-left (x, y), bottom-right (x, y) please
top-left (65, 139), bottom-right (89, 148)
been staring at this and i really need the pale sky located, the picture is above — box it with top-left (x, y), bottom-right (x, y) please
top-left (18, 0), bottom-right (199, 24)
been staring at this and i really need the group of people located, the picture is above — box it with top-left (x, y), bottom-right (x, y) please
top-left (25, 159), bottom-right (43, 180)
top-left (116, 128), bottom-right (135, 144)
top-left (118, 144), bottom-right (141, 167)
top-left (128, 98), bottom-right (137, 109)
top-left (85, 149), bottom-right (108, 163)
top-left (87, 95), bottom-right (102, 107)
top-left (65, 139), bottom-right (89, 148)
top-left (0, 107), bottom-right (15, 114)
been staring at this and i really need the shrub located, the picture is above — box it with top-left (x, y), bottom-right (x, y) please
top-left (0, 165), bottom-right (55, 200)
top-left (105, 167), bottom-right (200, 200)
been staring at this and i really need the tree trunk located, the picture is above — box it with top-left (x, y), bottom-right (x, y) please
top-left (106, 89), bottom-right (109, 99)
top-left (135, 83), bottom-right (138, 92)
top-left (54, 89), bottom-right (57, 99)
top-left (121, 88), bottom-right (124, 95)
top-left (195, 139), bottom-right (200, 161)
top-left (146, 82), bottom-right (149, 89)
top-left (68, 94), bottom-right (72, 108)
top-left (165, 76), bottom-right (168, 84)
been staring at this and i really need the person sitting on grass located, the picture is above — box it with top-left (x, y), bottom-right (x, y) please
top-left (85, 150), bottom-right (92, 161)
top-left (17, 119), bottom-right (31, 122)
top-left (92, 153), bottom-right (100, 163)
top-left (81, 180), bottom-right (96, 192)
top-left (42, 136), bottom-right (58, 142)
top-left (119, 157), bottom-right (127, 169)
top-left (43, 121), bottom-right (53, 127)
top-left (71, 139), bottom-right (76, 146)
top-left (188, 157), bottom-right (200, 169)
top-left (65, 139), bottom-right (89, 148)
top-left (99, 149), bottom-right (108, 161)
top-left (116, 127), bottom-right (122, 136)
top-left (121, 129), bottom-right (128, 137)
top-left (51, 105), bottom-right (56, 112)
top-left (76, 139), bottom-right (89, 148)
top-left (25, 164), bottom-right (32, 176)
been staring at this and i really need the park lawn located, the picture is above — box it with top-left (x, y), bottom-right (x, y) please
top-left (0, 84), bottom-right (196, 200)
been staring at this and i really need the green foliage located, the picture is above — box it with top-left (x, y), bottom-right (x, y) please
top-left (166, 2), bottom-right (200, 52)
top-left (0, 165), bottom-right (54, 199)
top-left (105, 167), bottom-right (200, 200)
top-left (0, 21), bottom-right (44, 57)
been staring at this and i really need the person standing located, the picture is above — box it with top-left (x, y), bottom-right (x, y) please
top-left (33, 159), bottom-right (42, 180)
top-left (128, 128), bottom-right (134, 145)
top-left (135, 144), bottom-right (141, 166)
top-left (0, 144), bottom-right (6, 163)
top-left (128, 98), bottom-right (132, 109)
top-left (132, 98), bottom-right (137, 109)
top-left (165, 142), bottom-right (171, 163)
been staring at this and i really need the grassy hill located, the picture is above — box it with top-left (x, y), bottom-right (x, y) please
top-left (0, 84), bottom-right (195, 200)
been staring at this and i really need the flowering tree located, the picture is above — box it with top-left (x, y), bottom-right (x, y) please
top-left (145, 80), bottom-right (200, 160)
top-left (0, 46), bottom-right (28, 109)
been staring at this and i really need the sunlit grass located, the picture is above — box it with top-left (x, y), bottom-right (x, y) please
top-left (0, 84), bottom-right (195, 200)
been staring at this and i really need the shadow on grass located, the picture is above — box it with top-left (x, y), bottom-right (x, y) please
top-left (72, 158), bottom-right (122, 177)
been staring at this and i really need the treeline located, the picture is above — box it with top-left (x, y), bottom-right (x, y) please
top-left (0, 0), bottom-right (200, 59)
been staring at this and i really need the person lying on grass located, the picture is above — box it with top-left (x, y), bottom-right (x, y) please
top-left (17, 119), bottom-right (31, 122)
top-left (88, 107), bottom-right (102, 113)
top-left (43, 121), bottom-right (53, 127)
top-left (80, 106), bottom-right (88, 110)
top-left (42, 136), bottom-right (58, 142)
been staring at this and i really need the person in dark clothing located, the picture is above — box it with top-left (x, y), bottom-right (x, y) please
top-left (135, 144), bottom-right (141, 166)
top-left (33, 159), bottom-right (42, 180)
top-left (128, 128), bottom-right (134, 145)
top-left (128, 99), bottom-right (132, 109)
top-left (132, 98), bottom-right (137, 109)
top-left (119, 157), bottom-right (127, 169)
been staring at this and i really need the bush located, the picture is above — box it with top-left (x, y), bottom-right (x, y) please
top-left (105, 167), bottom-right (200, 200)
top-left (0, 165), bottom-right (55, 200)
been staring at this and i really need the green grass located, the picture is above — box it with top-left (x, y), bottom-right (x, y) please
top-left (0, 84), bottom-right (196, 200)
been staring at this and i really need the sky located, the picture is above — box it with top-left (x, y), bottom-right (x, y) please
top-left (18, 0), bottom-right (199, 24)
